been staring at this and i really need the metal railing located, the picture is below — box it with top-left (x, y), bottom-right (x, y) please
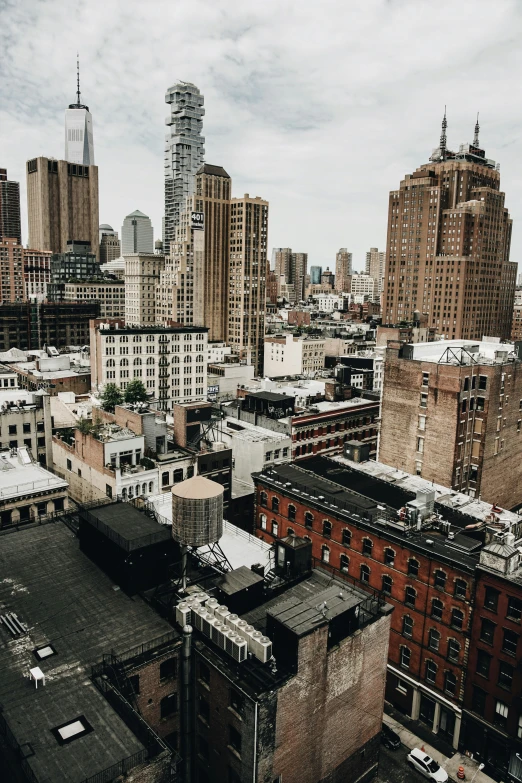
top-left (78, 751), bottom-right (148, 783)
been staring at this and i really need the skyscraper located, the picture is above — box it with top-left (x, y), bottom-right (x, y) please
top-left (274, 248), bottom-right (307, 302)
top-left (99, 224), bottom-right (121, 264)
top-left (0, 168), bottom-right (22, 244)
top-left (121, 211), bottom-right (154, 254)
top-left (26, 157), bottom-right (99, 255)
top-left (335, 248), bottom-right (352, 292)
top-left (64, 57), bottom-right (95, 166)
top-left (383, 114), bottom-right (516, 339)
top-left (228, 194), bottom-right (268, 374)
top-left (310, 265), bottom-right (322, 285)
top-left (164, 82), bottom-right (205, 253)
top-left (365, 247), bottom-right (385, 294)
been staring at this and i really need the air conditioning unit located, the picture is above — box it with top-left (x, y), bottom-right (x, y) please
top-left (255, 636), bottom-right (273, 664)
top-left (226, 613), bottom-right (239, 631)
top-left (247, 629), bottom-right (263, 656)
top-left (191, 592), bottom-right (209, 606)
top-left (229, 634), bottom-right (248, 663)
top-left (211, 620), bottom-right (224, 645)
top-left (215, 605), bottom-right (231, 624)
top-left (191, 606), bottom-right (205, 632)
top-left (175, 601), bottom-right (192, 628)
top-left (219, 628), bottom-right (231, 650)
top-left (201, 614), bottom-right (216, 638)
top-left (235, 619), bottom-right (248, 638)
top-left (240, 624), bottom-right (255, 643)
top-left (205, 598), bottom-right (219, 615)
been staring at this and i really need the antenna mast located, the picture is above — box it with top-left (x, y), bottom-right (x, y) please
top-left (76, 53), bottom-right (81, 106)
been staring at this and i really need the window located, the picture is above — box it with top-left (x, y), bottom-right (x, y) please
top-left (160, 658), bottom-right (177, 680)
top-left (444, 671), bottom-right (457, 696)
top-left (451, 608), bottom-right (464, 630)
top-left (8, 424), bottom-right (16, 435)
top-left (362, 538), bottom-right (373, 556)
top-left (507, 595), bottom-right (522, 621)
top-left (288, 504), bottom-right (296, 522)
top-left (405, 587), bottom-right (417, 608)
top-left (52, 716), bottom-right (93, 745)
top-left (408, 558), bottom-right (419, 577)
top-left (499, 661), bottom-right (514, 691)
top-left (321, 545), bottom-right (330, 563)
top-left (66, 459), bottom-right (72, 471)
top-left (162, 471), bottom-right (169, 487)
top-left (480, 619), bottom-right (496, 645)
top-left (160, 693), bottom-right (178, 718)
top-left (173, 469), bottom-right (184, 483)
top-left (422, 372), bottom-right (429, 387)
top-left (304, 512), bottom-right (313, 528)
top-left (381, 574), bottom-right (392, 595)
top-left (271, 520), bottom-right (278, 536)
top-left (260, 491), bottom-right (267, 508)
top-left (34, 644), bottom-right (57, 661)
top-left (494, 700), bottom-right (509, 728)
top-left (426, 660), bottom-right (437, 684)
top-left (476, 649), bottom-right (491, 678)
top-left (23, 423), bottom-right (31, 434)
top-left (230, 689), bottom-right (243, 714)
top-left (199, 662), bottom-right (210, 686)
top-left (400, 647), bottom-right (411, 669)
top-left (431, 599), bottom-right (443, 621)
top-left (417, 437), bottom-right (424, 454)
top-left (360, 564), bottom-right (370, 583)
top-left (428, 628), bottom-right (440, 651)
top-left (420, 393), bottom-right (428, 408)
top-left (340, 554), bottom-right (349, 573)
top-left (342, 529), bottom-right (351, 546)
top-left (454, 579), bottom-right (466, 599)
top-left (447, 639), bottom-right (460, 663)
top-left (402, 616), bottom-right (413, 637)
top-left (472, 687), bottom-right (487, 716)
top-left (434, 570), bottom-right (447, 590)
top-left (384, 548), bottom-right (395, 566)
top-left (418, 415), bottom-right (426, 431)
top-left (478, 375), bottom-right (487, 390)
top-left (198, 695), bottom-right (210, 723)
top-left (287, 527), bottom-right (295, 537)
top-left (259, 514), bottom-right (267, 530)
top-left (503, 629), bottom-right (518, 657)
top-left (323, 520), bottom-right (332, 537)
top-left (271, 497), bottom-right (279, 513)
top-left (229, 725), bottom-right (241, 755)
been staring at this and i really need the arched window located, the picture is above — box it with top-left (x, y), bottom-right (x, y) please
top-left (260, 491), bottom-right (267, 508)
top-left (451, 608), bottom-right (464, 630)
top-left (271, 497), bottom-right (279, 513)
top-left (434, 569), bottom-right (447, 590)
top-left (287, 527), bottom-right (295, 536)
top-left (120, 358), bottom-right (129, 367)
top-left (184, 355), bottom-right (192, 363)
top-left (128, 486), bottom-right (133, 498)
top-left (173, 355), bottom-right (180, 364)
top-left (382, 575), bottom-right (393, 595)
top-left (196, 354), bottom-right (204, 362)
top-left (340, 554), bottom-right (349, 574)
top-left (360, 564), bottom-right (370, 583)
top-left (288, 504), bottom-right (296, 522)
top-left (454, 579), bottom-right (467, 599)
top-left (408, 558), bottom-right (419, 577)
top-left (303, 535), bottom-right (312, 543)
top-left (323, 520), bottom-right (332, 537)
top-left (173, 469), bottom-right (184, 483)
top-left (107, 358), bottom-right (115, 368)
top-left (142, 483), bottom-right (147, 494)
top-left (428, 628), bottom-right (441, 651)
top-left (342, 529), bottom-right (351, 546)
top-left (400, 646), bottom-right (411, 669)
top-left (384, 548), bottom-right (395, 566)
top-left (405, 587), bottom-right (417, 608)
top-left (162, 472), bottom-right (169, 487)
top-left (426, 660), bottom-right (437, 684)
top-left (271, 520), bottom-right (279, 537)
top-left (121, 487), bottom-right (127, 500)
top-left (304, 512), bottom-right (314, 528)
top-left (431, 599), bottom-right (443, 621)
top-left (147, 357), bottom-right (154, 365)
top-left (148, 481), bottom-right (153, 492)
top-left (362, 538), bottom-right (373, 556)
top-left (260, 514), bottom-right (267, 531)
top-left (321, 545), bottom-right (330, 563)
top-left (133, 357), bottom-right (142, 366)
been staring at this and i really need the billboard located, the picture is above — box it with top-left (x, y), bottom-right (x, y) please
top-left (191, 211), bottom-right (204, 231)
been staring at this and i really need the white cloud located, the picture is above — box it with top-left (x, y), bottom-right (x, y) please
top-left (1, 0), bottom-right (521, 271)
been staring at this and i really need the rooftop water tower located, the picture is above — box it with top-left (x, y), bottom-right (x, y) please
top-left (172, 475), bottom-right (229, 589)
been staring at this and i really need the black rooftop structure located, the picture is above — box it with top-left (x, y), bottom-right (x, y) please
top-left (196, 163), bottom-right (230, 179)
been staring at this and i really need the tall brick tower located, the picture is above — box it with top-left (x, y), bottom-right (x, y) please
top-left (383, 113), bottom-right (516, 339)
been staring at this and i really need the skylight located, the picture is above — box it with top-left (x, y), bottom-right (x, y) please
top-left (52, 716), bottom-right (93, 745)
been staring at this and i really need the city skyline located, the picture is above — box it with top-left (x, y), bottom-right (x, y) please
top-left (2, 1), bottom-right (522, 271)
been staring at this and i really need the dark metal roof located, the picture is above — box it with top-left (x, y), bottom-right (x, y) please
top-left (0, 522), bottom-right (177, 783)
top-left (247, 391), bottom-right (294, 403)
top-left (196, 163), bottom-right (230, 179)
top-left (218, 566), bottom-right (264, 596)
top-left (81, 502), bottom-right (171, 551)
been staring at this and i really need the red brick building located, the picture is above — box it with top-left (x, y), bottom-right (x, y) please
top-left (253, 456), bottom-right (522, 754)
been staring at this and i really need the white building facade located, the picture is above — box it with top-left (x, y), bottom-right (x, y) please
top-left (124, 253), bottom-right (165, 326)
top-left (264, 334), bottom-right (325, 377)
top-left (121, 211), bottom-right (154, 255)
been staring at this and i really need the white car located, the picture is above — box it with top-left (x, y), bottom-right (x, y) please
top-left (407, 748), bottom-right (449, 782)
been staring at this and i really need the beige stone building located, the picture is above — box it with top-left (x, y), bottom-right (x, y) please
top-left (274, 248), bottom-right (307, 302)
top-left (335, 248), bottom-right (352, 292)
top-left (26, 157), bottom-right (99, 255)
top-left (64, 279), bottom-right (125, 317)
top-left (264, 334), bottom-right (325, 377)
top-left (23, 247), bottom-right (52, 301)
top-left (124, 252), bottom-right (165, 326)
top-left (228, 194), bottom-right (268, 374)
top-left (0, 446), bottom-right (68, 529)
top-left (383, 118), bottom-right (516, 339)
top-left (365, 247), bottom-right (385, 294)
top-left (379, 338), bottom-right (522, 508)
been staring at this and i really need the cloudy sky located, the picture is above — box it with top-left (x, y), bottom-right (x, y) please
top-left (2, 0), bottom-right (522, 271)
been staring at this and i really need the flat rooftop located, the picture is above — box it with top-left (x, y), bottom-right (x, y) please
top-left (404, 339), bottom-right (517, 365)
top-left (81, 502), bottom-right (172, 551)
top-left (0, 449), bottom-right (67, 501)
top-left (0, 521), bottom-right (176, 783)
top-left (223, 417), bottom-right (289, 443)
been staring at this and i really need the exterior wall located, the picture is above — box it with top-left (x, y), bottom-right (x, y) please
top-left (0, 238), bottom-right (24, 302)
top-left (287, 310), bottom-right (311, 327)
top-left (64, 280), bottom-right (125, 317)
top-left (264, 335), bottom-right (325, 378)
top-left (379, 348), bottom-right (522, 507)
top-left (128, 648), bottom-right (181, 743)
top-left (335, 249), bottom-right (352, 292)
top-left (218, 424), bottom-right (291, 493)
top-left (0, 392), bottom-right (52, 465)
top-left (291, 401), bottom-right (379, 460)
top-left (124, 254), bottom-right (165, 326)
top-left (23, 248), bottom-right (52, 301)
top-left (0, 170), bottom-right (22, 244)
top-left (255, 479), bottom-right (474, 749)
top-left (512, 304), bottom-right (522, 341)
top-left (26, 157), bottom-right (99, 255)
top-left (0, 301), bottom-right (99, 352)
top-left (351, 273), bottom-right (376, 300)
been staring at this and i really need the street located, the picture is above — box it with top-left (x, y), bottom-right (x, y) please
top-left (377, 743), bottom-right (429, 783)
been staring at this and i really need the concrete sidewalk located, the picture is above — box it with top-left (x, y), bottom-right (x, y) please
top-left (383, 713), bottom-right (496, 783)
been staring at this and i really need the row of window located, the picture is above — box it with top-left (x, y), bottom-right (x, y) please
top-left (472, 687), bottom-right (516, 732)
top-left (484, 586), bottom-right (522, 621)
top-left (399, 646), bottom-right (458, 696)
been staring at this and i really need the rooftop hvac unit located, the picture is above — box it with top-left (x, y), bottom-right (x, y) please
top-left (225, 632), bottom-right (238, 657)
top-left (236, 619), bottom-right (248, 638)
top-left (191, 606), bottom-right (205, 632)
top-left (226, 613), bottom-right (239, 631)
top-left (229, 634), bottom-right (248, 663)
top-left (215, 605), bottom-right (231, 623)
top-left (192, 592), bottom-right (209, 606)
top-left (247, 629), bottom-right (263, 655)
top-left (254, 636), bottom-right (273, 664)
top-left (176, 602), bottom-right (192, 628)
top-left (211, 620), bottom-right (224, 645)
top-left (241, 624), bottom-right (255, 642)
top-left (206, 598), bottom-right (219, 615)
top-left (202, 613), bottom-right (216, 638)
top-left (219, 628), bottom-right (232, 650)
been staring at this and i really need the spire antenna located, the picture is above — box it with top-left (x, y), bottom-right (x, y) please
top-left (473, 112), bottom-right (480, 147)
top-left (440, 106), bottom-right (447, 161)
top-left (76, 53), bottom-right (81, 107)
